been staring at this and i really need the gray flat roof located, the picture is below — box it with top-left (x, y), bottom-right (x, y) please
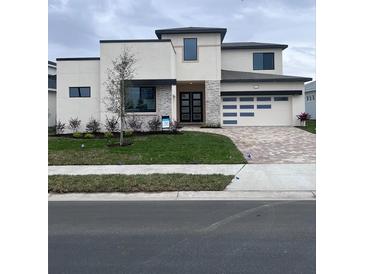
top-left (222, 42), bottom-right (288, 50)
top-left (155, 27), bottom-right (227, 41)
top-left (221, 70), bottom-right (312, 83)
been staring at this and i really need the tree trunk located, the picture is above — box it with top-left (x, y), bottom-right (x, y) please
top-left (119, 79), bottom-right (124, 146)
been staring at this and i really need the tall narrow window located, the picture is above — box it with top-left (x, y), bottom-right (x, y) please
top-left (184, 38), bottom-right (197, 61)
top-left (253, 52), bottom-right (275, 70)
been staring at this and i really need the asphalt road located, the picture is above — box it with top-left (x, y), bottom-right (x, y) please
top-left (49, 201), bottom-right (315, 274)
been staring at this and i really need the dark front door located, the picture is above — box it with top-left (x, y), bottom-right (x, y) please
top-left (180, 92), bottom-right (203, 122)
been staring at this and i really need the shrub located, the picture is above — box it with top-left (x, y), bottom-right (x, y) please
top-left (127, 115), bottom-right (143, 132)
top-left (296, 112), bottom-right (311, 122)
top-left (148, 116), bottom-right (161, 132)
top-left (105, 116), bottom-right (119, 132)
top-left (104, 131), bottom-right (114, 139)
top-left (201, 123), bottom-right (221, 128)
top-left (56, 121), bottom-right (66, 134)
top-left (68, 117), bottom-right (81, 133)
top-left (169, 120), bottom-right (179, 133)
top-left (124, 130), bottom-right (133, 137)
top-left (86, 117), bottom-right (101, 133)
top-left (73, 132), bottom-right (82, 138)
top-left (84, 133), bottom-right (95, 139)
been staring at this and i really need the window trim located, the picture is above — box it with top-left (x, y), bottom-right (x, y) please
top-left (126, 86), bottom-right (157, 113)
top-left (183, 38), bottom-right (198, 61)
top-left (69, 86), bottom-right (91, 98)
top-left (253, 52), bottom-right (275, 70)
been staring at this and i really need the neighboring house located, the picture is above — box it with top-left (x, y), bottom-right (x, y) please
top-left (56, 27), bottom-right (312, 132)
top-left (48, 61), bottom-right (57, 127)
top-left (305, 80), bottom-right (316, 119)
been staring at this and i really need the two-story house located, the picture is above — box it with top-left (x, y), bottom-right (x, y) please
top-left (56, 27), bottom-right (311, 132)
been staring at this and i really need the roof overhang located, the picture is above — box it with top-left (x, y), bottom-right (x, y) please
top-left (221, 78), bottom-right (312, 83)
top-left (155, 27), bottom-right (227, 41)
top-left (56, 57), bottom-right (100, 61)
top-left (221, 43), bottom-right (288, 50)
top-left (221, 90), bottom-right (303, 96)
top-left (130, 79), bottom-right (177, 86)
top-left (100, 39), bottom-right (171, 43)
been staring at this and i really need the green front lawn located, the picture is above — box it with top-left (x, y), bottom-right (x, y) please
top-left (48, 131), bottom-right (245, 165)
top-left (48, 174), bottom-right (234, 193)
top-left (297, 120), bottom-right (316, 134)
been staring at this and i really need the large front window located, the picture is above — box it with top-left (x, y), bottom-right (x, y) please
top-left (184, 38), bottom-right (197, 61)
top-left (253, 52), bottom-right (275, 70)
top-left (125, 87), bottom-right (156, 112)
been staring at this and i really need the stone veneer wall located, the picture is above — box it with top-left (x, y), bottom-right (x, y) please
top-left (125, 85), bottom-right (172, 131)
top-left (205, 80), bottom-right (221, 125)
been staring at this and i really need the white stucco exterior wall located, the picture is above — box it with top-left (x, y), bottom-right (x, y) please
top-left (99, 41), bottom-right (176, 127)
top-left (57, 60), bottom-right (100, 133)
top-left (221, 48), bottom-right (283, 74)
top-left (161, 33), bottom-right (221, 81)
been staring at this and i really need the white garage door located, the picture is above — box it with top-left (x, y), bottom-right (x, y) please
top-left (221, 96), bottom-right (292, 126)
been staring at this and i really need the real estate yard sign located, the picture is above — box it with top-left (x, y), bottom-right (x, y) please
top-left (162, 116), bottom-right (170, 130)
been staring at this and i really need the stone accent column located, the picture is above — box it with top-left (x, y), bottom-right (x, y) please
top-left (156, 85), bottom-right (172, 117)
top-left (205, 80), bottom-right (221, 125)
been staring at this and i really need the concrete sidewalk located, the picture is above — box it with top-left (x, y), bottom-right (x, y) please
top-left (48, 164), bottom-right (244, 176)
top-left (49, 191), bottom-right (315, 201)
top-left (227, 164), bottom-right (316, 191)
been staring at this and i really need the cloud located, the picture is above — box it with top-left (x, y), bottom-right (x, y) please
top-left (49, 0), bottom-right (315, 78)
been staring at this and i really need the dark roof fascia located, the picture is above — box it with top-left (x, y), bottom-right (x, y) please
top-left (221, 90), bottom-right (302, 96)
top-left (129, 79), bottom-right (177, 86)
top-left (155, 28), bottom-right (227, 41)
top-left (56, 57), bottom-right (100, 61)
top-left (48, 60), bottom-right (57, 66)
top-left (100, 39), bottom-right (172, 43)
top-left (221, 77), bottom-right (312, 83)
top-left (221, 43), bottom-right (288, 50)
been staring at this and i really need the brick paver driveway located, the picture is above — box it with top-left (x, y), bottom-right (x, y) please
top-left (184, 126), bottom-right (316, 164)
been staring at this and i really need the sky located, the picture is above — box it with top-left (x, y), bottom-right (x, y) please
top-left (48, 0), bottom-right (315, 78)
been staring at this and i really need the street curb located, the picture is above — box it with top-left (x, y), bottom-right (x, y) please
top-left (48, 191), bottom-right (316, 201)
top-left (48, 164), bottom-right (245, 176)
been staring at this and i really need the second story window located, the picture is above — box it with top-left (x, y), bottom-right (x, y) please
top-left (184, 38), bottom-right (197, 61)
top-left (69, 87), bottom-right (91, 97)
top-left (253, 52), bottom-right (274, 70)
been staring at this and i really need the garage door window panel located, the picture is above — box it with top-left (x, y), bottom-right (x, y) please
top-left (223, 105), bottom-right (237, 109)
top-left (240, 105), bottom-right (254, 109)
top-left (257, 104), bottom-right (272, 109)
top-left (240, 112), bottom-right (255, 117)
top-left (223, 120), bottom-right (237, 124)
top-left (274, 97), bottom-right (289, 101)
top-left (223, 113), bottom-right (237, 117)
top-left (257, 97), bottom-right (271, 101)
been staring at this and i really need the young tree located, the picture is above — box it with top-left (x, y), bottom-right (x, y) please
top-left (103, 48), bottom-right (136, 146)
